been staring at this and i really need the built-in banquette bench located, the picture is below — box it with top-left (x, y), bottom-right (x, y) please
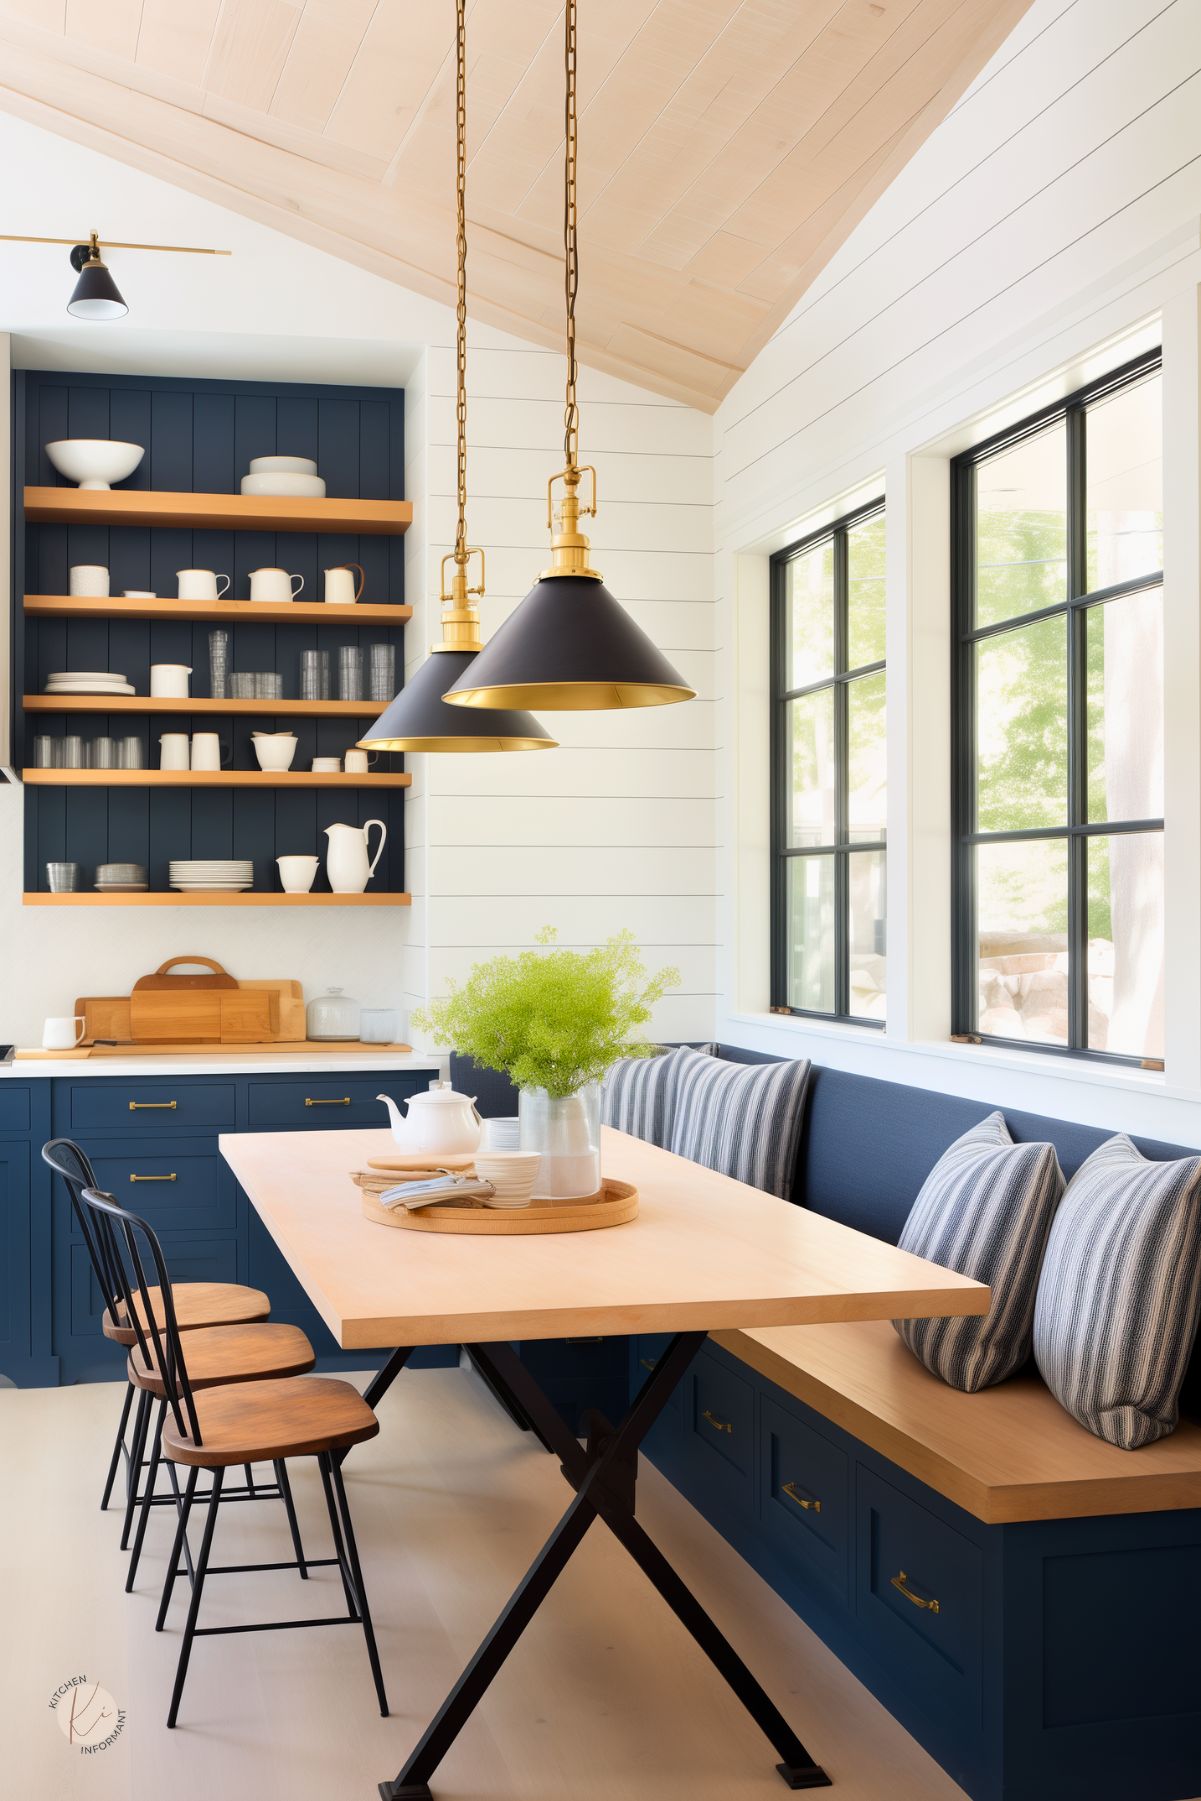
top-left (456, 1049), bottom-right (1201, 1801)
top-left (638, 1053), bottom-right (1201, 1801)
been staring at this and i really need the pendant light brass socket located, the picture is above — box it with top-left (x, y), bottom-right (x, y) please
top-left (432, 550), bottom-right (485, 653)
top-left (540, 465), bottom-right (602, 581)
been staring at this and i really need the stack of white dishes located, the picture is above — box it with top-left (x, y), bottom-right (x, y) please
top-left (169, 859), bottom-right (254, 893)
top-left (474, 1151), bottom-right (541, 1210)
top-left (241, 455), bottom-right (326, 499)
top-left (95, 861), bottom-right (147, 893)
top-left (44, 670), bottom-right (136, 696)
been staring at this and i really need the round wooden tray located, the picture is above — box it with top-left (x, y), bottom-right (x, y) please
top-left (360, 1178), bottom-right (639, 1235)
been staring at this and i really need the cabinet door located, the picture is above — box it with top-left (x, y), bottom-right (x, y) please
top-left (0, 1141), bottom-right (33, 1385)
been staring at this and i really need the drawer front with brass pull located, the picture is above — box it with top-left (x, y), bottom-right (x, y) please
top-left (65, 1081), bottom-right (236, 1135)
top-left (247, 1074), bottom-right (426, 1130)
top-left (760, 1394), bottom-right (850, 1601)
top-left (686, 1349), bottom-right (753, 1482)
top-left (857, 1467), bottom-right (983, 1721)
top-left (73, 1142), bottom-right (236, 1236)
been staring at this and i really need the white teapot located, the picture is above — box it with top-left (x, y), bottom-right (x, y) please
top-left (378, 1081), bottom-right (481, 1157)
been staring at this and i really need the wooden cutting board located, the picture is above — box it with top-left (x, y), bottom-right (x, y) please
top-left (75, 962), bottom-right (305, 1045)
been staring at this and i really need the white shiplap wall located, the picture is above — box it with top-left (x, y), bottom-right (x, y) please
top-left (714, 0), bottom-right (1201, 1141)
top-left (408, 325), bottom-right (717, 1041)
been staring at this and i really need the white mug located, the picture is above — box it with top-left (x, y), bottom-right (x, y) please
top-left (69, 564), bottom-right (109, 596)
top-left (159, 733), bottom-right (190, 771)
top-left (249, 566), bottom-right (304, 604)
top-left (311, 756), bottom-right (341, 772)
top-left (324, 563), bottom-right (365, 604)
top-left (150, 663), bottom-right (192, 699)
top-left (277, 855), bottom-right (318, 894)
top-left (176, 568), bottom-right (230, 601)
top-left (190, 731), bottom-right (228, 771)
top-left (342, 749), bottom-right (374, 773)
top-left (42, 1015), bottom-right (86, 1050)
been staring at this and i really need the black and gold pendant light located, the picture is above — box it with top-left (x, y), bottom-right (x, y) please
top-left (0, 229), bottom-right (230, 319)
top-left (359, 0), bottom-right (554, 754)
top-left (443, 0), bottom-right (694, 714)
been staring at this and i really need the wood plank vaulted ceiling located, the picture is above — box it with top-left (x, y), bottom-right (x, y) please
top-left (0, 0), bottom-right (1034, 408)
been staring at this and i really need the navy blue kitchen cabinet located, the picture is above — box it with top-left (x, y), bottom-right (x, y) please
top-left (641, 1338), bottom-right (1201, 1801)
top-left (0, 1065), bottom-right (459, 1388)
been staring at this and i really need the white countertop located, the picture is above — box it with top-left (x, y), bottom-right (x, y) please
top-left (3, 1050), bottom-right (443, 1079)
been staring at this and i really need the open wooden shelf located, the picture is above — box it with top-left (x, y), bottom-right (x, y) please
top-left (23, 487), bottom-right (412, 535)
top-left (25, 594), bottom-right (411, 626)
top-left (25, 891), bottom-right (412, 907)
top-left (22, 768), bottom-right (410, 790)
top-left (25, 695), bottom-right (383, 717)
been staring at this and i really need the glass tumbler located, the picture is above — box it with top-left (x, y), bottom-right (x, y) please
top-left (118, 735), bottom-right (144, 770)
top-left (300, 650), bottom-right (325, 701)
top-left (255, 672), bottom-right (283, 700)
top-left (208, 629), bottom-right (230, 700)
top-left (90, 737), bottom-right (117, 769)
top-left (231, 673), bottom-right (254, 700)
top-left (60, 736), bottom-right (84, 769)
top-left (46, 861), bottom-right (80, 893)
top-left (369, 643), bottom-right (396, 703)
top-left (338, 645), bottom-right (364, 701)
top-left (32, 736), bottom-right (58, 768)
top-left (359, 1007), bottom-right (399, 1044)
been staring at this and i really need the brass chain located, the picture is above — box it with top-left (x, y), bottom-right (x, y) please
top-left (454, 0), bottom-right (469, 564)
top-left (562, 0), bottom-right (579, 472)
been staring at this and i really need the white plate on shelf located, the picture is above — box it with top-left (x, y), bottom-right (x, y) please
top-left (47, 671), bottom-right (129, 684)
top-left (170, 882), bottom-right (254, 893)
top-left (44, 681), bottom-right (137, 696)
top-left (240, 473), bottom-right (326, 498)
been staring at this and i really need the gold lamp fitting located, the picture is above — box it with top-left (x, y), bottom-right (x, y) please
top-left (431, 547), bottom-right (486, 654)
top-left (541, 465), bottom-right (602, 581)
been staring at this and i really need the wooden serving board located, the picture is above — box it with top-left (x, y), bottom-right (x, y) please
top-left (360, 1178), bottom-right (639, 1235)
top-left (75, 976), bottom-right (306, 1045)
top-left (367, 1153), bottom-right (477, 1173)
top-left (16, 1040), bottom-right (413, 1060)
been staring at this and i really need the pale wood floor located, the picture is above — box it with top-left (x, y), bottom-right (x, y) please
top-left (1, 1366), bottom-right (977, 1801)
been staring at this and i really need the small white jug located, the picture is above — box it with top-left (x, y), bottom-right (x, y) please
top-left (324, 562), bottom-right (365, 604)
top-left (249, 567), bottom-right (304, 604)
top-left (324, 819), bottom-right (387, 893)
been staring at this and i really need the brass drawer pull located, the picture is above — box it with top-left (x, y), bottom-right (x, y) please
top-left (129, 1099), bottom-right (177, 1111)
top-left (639, 1357), bottom-right (658, 1372)
top-left (305, 1096), bottom-right (351, 1107)
top-left (782, 1480), bottom-right (821, 1514)
top-left (890, 1570), bottom-right (940, 1614)
top-left (702, 1408), bottom-right (733, 1435)
top-left (129, 1173), bottom-right (177, 1183)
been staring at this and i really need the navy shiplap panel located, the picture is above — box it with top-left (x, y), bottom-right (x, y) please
top-left (20, 368), bottom-right (408, 897)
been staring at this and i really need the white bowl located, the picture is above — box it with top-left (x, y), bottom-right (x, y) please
top-left (248, 455), bottom-right (318, 476)
top-left (45, 439), bottom-right (144, 490)
top-left (253, 735), bottom-right (297, 772)
top-left (475, 1151), bottom-right (540, 1206)
top-left (240, 472), bottom-right (327, 498)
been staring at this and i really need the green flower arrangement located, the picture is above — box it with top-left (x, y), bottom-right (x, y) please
top-left (412, 928), bottom-right (680, 1099)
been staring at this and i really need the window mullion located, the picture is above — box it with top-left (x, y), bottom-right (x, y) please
top-left (1066, 404), bottom-right (1088, 1049)
top-left (834, 525), bottom-right (850, 1017)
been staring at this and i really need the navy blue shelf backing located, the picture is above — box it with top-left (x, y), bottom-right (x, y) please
top-left (13, 370), bottom-right (408, 895)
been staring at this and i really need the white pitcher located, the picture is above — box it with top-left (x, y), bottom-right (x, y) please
top-left (324, 819), bottom-right (387, 893)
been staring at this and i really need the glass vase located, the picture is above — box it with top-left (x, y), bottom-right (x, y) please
top-left (518, 1082), bottom-right (602, 1200)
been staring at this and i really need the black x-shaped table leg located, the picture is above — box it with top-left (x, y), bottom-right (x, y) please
top-left (378, 1330), bottom-right (830, 1800)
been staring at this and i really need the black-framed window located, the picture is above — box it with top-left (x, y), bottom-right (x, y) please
top-left (770, 500), bottom-right (886, 1023)
top-left (952, 350), bottom-right (1164, 1066)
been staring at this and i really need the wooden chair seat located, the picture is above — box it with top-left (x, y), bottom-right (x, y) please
top-left (161, 1376), bottom-right (379, 1468)
top-left (127, 1322), bottom-right (315, 1397)
top-left (102, 1280), bottom-right (270, 1345)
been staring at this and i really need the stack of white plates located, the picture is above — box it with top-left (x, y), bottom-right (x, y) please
top-left (241, 457), bottom-right (325, 499)
top-left (44, 670), bottom-right (136, 696)
top-left (475, 1151), bottom-right (541, 1209)
top-left (95, 861), bottom-right (147, 893)
top-left (169, 860), bottom-right (254, 893)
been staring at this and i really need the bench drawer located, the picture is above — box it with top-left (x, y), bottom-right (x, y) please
top-left (856, 1466), bottom-right (983, 1723)
top-left (0, 1086), bottom-right (31, 1135)
top-left (678, 1348), bottom-right (755, 1511)
top-left (82, 1142), bottom-right (236, 1235)
top-left (66, 1080), bottom-right (236, 1134)
top-left (760, 1395), bottom-right (850, 1604)
top-left (246, 1074), bottom-right (426, 1129)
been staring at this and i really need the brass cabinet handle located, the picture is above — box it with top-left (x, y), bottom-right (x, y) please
top-left (129, 1172), bottom-right (177, 1183)
top-left (890, 1570), bottom-right (940, 1614)
top-left (781, 1480), bottom-right (821, 1514)
top-left (129, 1099), bottom-right (177, 1111)
top-left (305, 1096), bottom-right (351, 1107)
top-left (639, 1357), bottom-right (658, 1372)
top-left (702, 1408), bottom-right (733, 1435)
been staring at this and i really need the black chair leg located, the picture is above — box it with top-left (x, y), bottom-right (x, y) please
top-left (318, 1452), bottom-right (358, 1615)
top-left (167, 1466), bottom-right (223, 1729)
top-left (157, 1465), bottom-right (197, 1630)
top-left (329, 1456), bottom-right (388, 1717)
top-left (275, 1459), bottom-right (308, 1578)
top-left (101, 1381), bottom-right (134, 1511)
top-left (120, 1390), bottom-right (152, 1550)
top-left (126, 1397), bottom-right (165, 1592)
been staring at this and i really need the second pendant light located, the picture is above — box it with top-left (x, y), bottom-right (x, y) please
top-left (359, 0), bottom-right (554, 755)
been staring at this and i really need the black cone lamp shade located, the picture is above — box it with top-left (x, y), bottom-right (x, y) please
top-left (67, 241), bottom-right (127, 320)
top-left (358, 646), bottom-right (556, 753)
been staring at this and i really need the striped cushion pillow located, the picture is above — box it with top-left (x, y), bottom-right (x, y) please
top-left (1033, 1136), bottom-right (1201, 1449)
top-left (894, 1113), bottom-right (1064, 1392)
top-left (601, 1043), bottom-right (718, 1147)
top-left (667, 1047), bottom-right (811, 1199)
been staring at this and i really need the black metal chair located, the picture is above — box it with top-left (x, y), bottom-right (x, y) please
top-left (42, 1137), bottom-right (275, 1550)
top-left (75, 1178), bottom-right (387, 1726)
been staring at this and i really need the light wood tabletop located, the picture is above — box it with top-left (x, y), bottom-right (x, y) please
top-left (220, 1125), bottom-right (988, 1350)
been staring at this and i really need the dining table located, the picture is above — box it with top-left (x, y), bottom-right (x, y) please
top-left (219, 1122), bottom-right (989, 1800)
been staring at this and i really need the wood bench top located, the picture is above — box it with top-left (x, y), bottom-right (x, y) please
top-left (713, 1320), bottom-right (1201, 1524)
